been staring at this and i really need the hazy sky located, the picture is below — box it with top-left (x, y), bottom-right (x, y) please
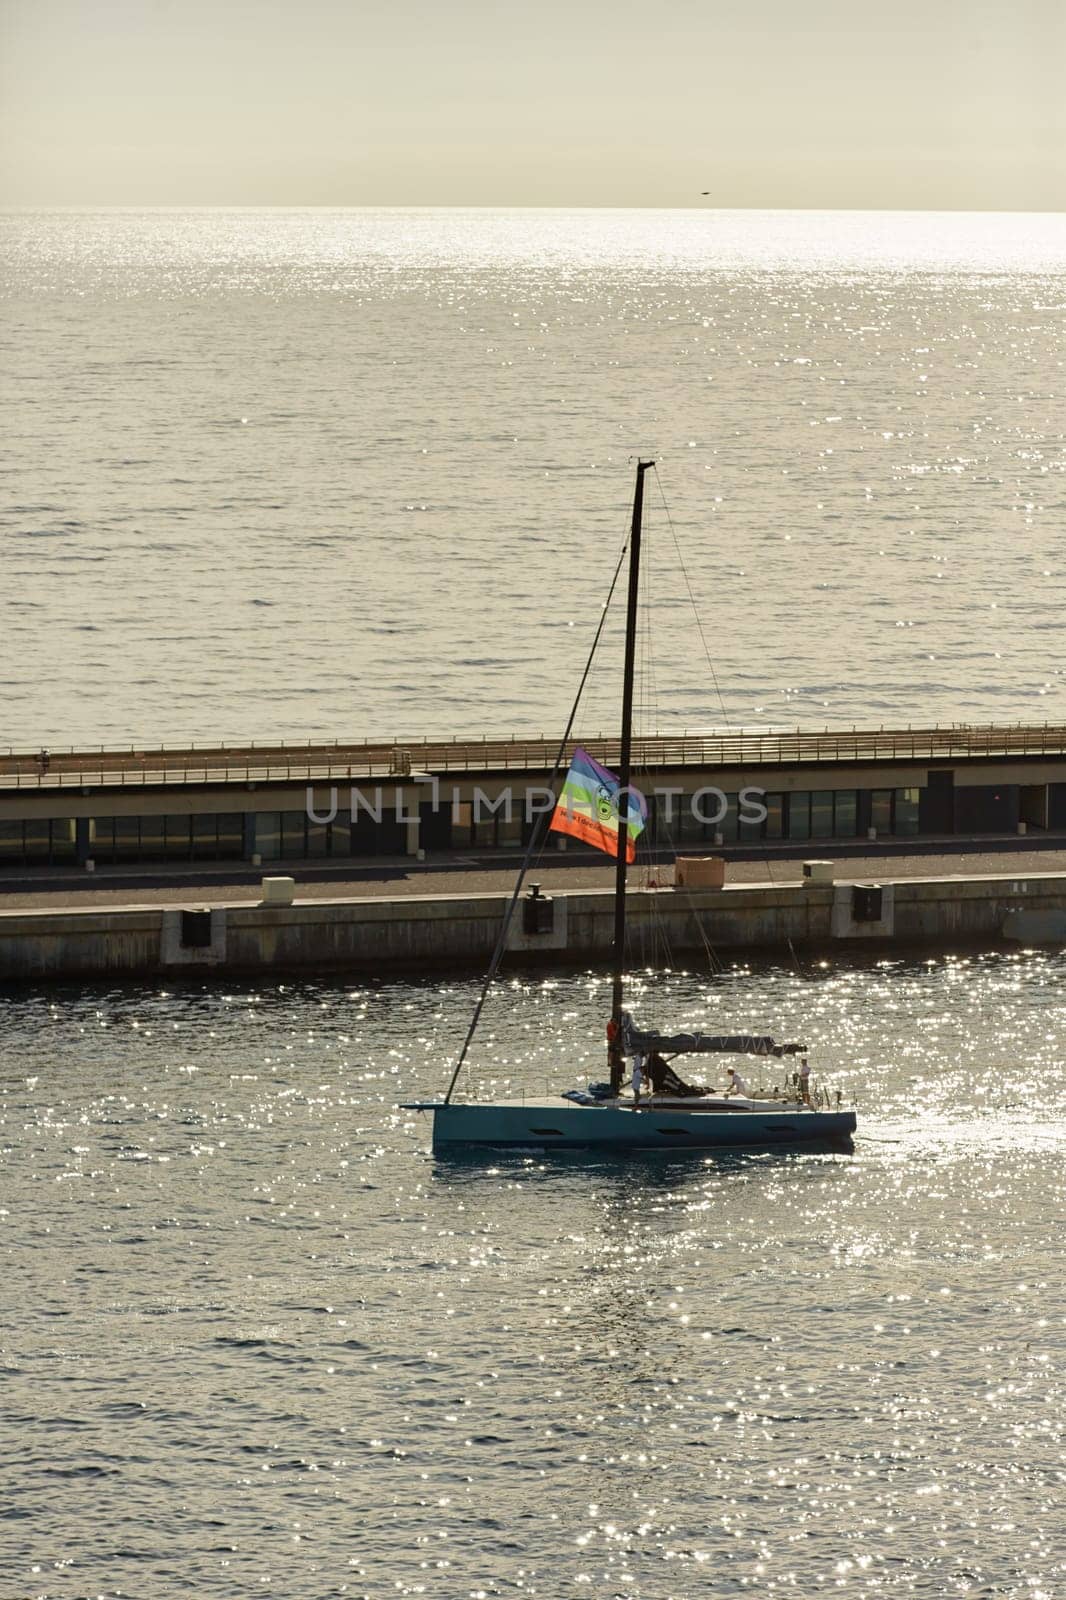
top-left (2, 0), bottom-right (1064, 208)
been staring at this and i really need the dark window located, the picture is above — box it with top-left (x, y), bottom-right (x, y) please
top-left (90, 818), bottom-right (115, 862)
top-left (307, 820), bottom-right (330, 858)
top-left (164, 815), bottom-right (192, 859)
top-left (834, 790), bottom-right (857, 837)
top-left (217, 813), bottom-right (243, 859)
top-left (23, 819), bottom-right (52, 863)
top-left (329, 811), bottom-right (353, 856)
top-left (788, 793), bottom-right (811, 841)
top-left (113, 817), bottom-right (141, 861)
top-left (350, 808), bottom-right (405, 855)
top-left (282, 811), bottom-right (307, 857)
top-left (954, 785), bottom-right (1019, 835)
top-left (191, 815), bottom-right (219, 860)
top-left (894, 788), bottom-right (920, 836)
top-left (496, 807), bottom-right (523, 848)
top-left (255, 812), bottom-right (282, 860)
top-left (811, 791), bottom-right (834, 839)
top-left (51, 818), bottom-right (77, 864)
top-left (0, 820), bottom-right (23, 861)
top-left (717, 794), bottom-right (739, 843)
top-left (871, 790), bottom-right (894, 834)
top-left (450, 801), bottom-right (473, 849)
top-left (140, 816), bottom-right (166, 861)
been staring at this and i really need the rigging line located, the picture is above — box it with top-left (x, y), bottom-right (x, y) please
top-left (443, 531), bottom-right (631, 1105)
top-left (650, 466), bottom-right (798, 986)
top-left (652, 469), bottom-right (806, 984)
top-left (627, 492), bottom-right (726, 972)
top-left (651, 463), bottom-right (731, 730)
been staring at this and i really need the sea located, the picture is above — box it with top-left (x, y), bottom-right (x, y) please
top-left (1, 954), bottom-right (1064, 1599)
top-left (2, 207), bottom-right (1066, 750)
top-left (2, 211), bottom-right (1066, 1599)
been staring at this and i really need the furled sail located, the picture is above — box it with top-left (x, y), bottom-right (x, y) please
top-left (621, 1012), bottom-right (806, 1057)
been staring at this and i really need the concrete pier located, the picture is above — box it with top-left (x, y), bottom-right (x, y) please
top-left (1, 869), bottom-right (1064, 982)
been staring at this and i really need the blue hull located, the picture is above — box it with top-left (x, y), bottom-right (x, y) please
top-left (428, 1101), bottom-right (856, 1153)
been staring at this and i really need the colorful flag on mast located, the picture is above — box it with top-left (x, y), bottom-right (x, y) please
top-left (548, 747), bottom-right (647, 863)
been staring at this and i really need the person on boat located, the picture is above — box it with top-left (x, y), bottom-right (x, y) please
top-left (647, 1051), bottom-right (707, 1097)
top-left (606, 1017), bottom-right (624, 1095)
top-left (724, 1067), bottom-right (751, 1098)
top-left (630, 1052), bottom-right (645, 1105)
top-left (799, 1057), bottom-right (811, 1105)
top-left (647, 1050), bottom-right (671, 1093)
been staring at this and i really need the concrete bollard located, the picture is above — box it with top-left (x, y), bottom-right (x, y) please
top-left (261, 876), bottom-right (295, 906)
top-left (803, 860), bottom-right (834, 884)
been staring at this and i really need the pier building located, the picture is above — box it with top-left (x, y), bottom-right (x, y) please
top-left (1, 723), bottom-right (1065, 873)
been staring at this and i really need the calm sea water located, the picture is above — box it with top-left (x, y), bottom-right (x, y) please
top-left (3, 208), bottom-right (1066, 750)
top-left (1, 952), bottom-right (1064, 1598)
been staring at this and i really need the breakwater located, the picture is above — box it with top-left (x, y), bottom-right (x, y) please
top-left (1, 872), bottom-right (1064, 982)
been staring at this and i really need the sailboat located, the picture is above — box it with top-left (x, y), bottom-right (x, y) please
top-left (404, 460), bottom-right (857, 1154)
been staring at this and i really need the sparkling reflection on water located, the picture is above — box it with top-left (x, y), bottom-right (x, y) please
top-left (4, 207), bottom-right (1066, 746)
top-left (1, 950), bottom-right (1064, 1598)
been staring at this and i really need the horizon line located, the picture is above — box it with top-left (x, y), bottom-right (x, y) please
top-left (3, 202), bottom-right (1066, 217)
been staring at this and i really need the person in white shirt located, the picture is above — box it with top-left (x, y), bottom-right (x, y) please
top-left (725, 1067), bottom-right (750, 1098)
top-left (798, 1057), bottom-right (811, 1104)
top-left (630, 1052), bottom-right (645, 1105)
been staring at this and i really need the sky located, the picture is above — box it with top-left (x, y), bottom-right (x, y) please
top-left (1, 0), bottom-right (1064, 208)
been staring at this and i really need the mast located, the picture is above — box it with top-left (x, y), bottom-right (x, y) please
top-left (609, 458), bottom-right (654, 1090)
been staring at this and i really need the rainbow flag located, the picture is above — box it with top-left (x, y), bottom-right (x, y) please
top-left (549, 747), bottom-right (647, 863)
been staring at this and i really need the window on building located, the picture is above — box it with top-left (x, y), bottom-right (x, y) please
top-left (894, 788), bottom-right (920, 836)
top-left (307, 820), bottom-right (330, 858)
top-left (255, 813), bottom-right (282, 860)
top-left (716, 794), bottom-right (739, 843)
top-left (113, 817), bottom-right (141, 861)
top-left (217, 814), bottom-right (244, 859)
top-left (189, 815), bottom-right (216, 859)
top-left (90, 818), bottom-right (115, 862)
top-left (23, 819), bottom-right (53, 863)
top-left (139, 816), bottom-right (165, 861)
top-left (811, 791), bottom-right (834, 839)
top-left (496, 808), bottom-right (524, 848)
top-left (871, 790), bottom-right (894, 834)
top-left (450, 801), bottom-right (472, 849)
top-left (834, 790), bottom-right (858, 837)
top-left (282, 811), bottom-right (307, 857)
top-left (755, 793), bottom-right (784, 840)
top-left (329, 811), bottom-right (352, 856)
top-left (165, 815), bottom-right (192, 859)
top-left (51, 818), bottom-right (77, 863)
top-left (788, 793), bottom-right (811, 841)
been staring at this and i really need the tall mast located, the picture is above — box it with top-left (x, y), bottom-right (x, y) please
top-left (609, 458), bottom-right (654, 1089)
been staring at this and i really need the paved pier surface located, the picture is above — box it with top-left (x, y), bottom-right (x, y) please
top-left (2, 841), bottom-right (1065, 913)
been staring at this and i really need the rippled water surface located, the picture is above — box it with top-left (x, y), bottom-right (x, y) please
top-left (2, 951), bottom-right (1064, 1598)
top-left (3, 207), bottom-right (1066, 747)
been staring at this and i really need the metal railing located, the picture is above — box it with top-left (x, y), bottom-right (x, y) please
top-left (2, 722), bottom-right (1066, 792)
